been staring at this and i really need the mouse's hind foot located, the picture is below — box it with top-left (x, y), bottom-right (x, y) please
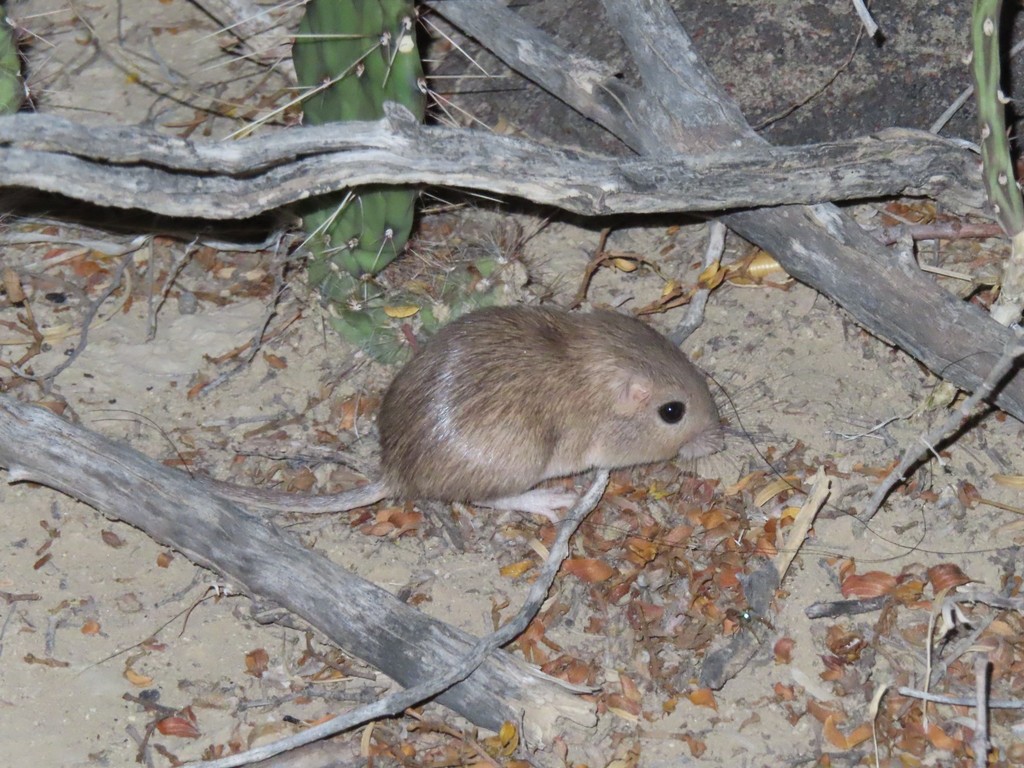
top-left (478, 488), bottom-right (578, 522)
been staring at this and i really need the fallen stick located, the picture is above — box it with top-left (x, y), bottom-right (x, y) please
top-left (196, 471), bottom-right (610, 768)
top-left (0, 111), bottom-right (979, 220)
top-left (0, 395), bottom-right (596, 747)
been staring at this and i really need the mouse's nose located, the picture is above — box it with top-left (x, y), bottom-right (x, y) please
top-left (679, 423), bottom-right (725, 460)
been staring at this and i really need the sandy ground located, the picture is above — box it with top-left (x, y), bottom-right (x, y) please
top-left (2, 1), bottom-right (1024, 766)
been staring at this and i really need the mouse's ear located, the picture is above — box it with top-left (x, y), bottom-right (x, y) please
top-left (612, 373), bottom-right (652, 415)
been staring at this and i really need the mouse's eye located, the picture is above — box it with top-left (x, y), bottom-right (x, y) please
top-left (658, 401), bottom-right (685, 424)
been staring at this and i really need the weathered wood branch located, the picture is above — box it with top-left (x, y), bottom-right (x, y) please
top-left (0, 112), bottom-right (980, 220)
top-left (0, 394), bottom-right (595, 746)
top-left (430, 0), bottom-right (1024, 424)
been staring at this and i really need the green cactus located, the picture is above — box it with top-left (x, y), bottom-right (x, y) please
top-left (292, 0), bottom-right (426, 358)
top-left (971, 0), bottom-right (1024, 325)
top-left (0, 6), bottom-right (25, 114)
top-left (291, 2), bottom-right (524, 361)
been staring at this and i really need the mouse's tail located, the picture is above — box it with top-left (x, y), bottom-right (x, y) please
top-left (197, 475), bottom-right (389, 514)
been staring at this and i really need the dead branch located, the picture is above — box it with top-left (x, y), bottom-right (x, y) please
top-left (0, 111), bottom-right (980, 220)
top-left (200, 472), bottom-right (610, 768)
top-left (428, 0), bottom-right (1024, 425)
top-left (0, 395), bottom-right (595, 747)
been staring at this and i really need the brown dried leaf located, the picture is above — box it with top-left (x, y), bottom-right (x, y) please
top-left (926, 563), bottom-right (972, 594)
top-left (606, 693), bottom-right (640, 718)
top-left (840, 571), bottom-right (896, 599)
top-left (925, 723), bottom-right (960, 751)
top-left (155, 715), bottom-right (200, 739)
top-left (500, 559), bottom-right (535, 579)
top-left (773, 682), bottom-right (796, 701)
top-left (245, 648), bottom-right (269, 678)
top-left (687, 688), bottom-right (718, 711)
top-left (806, 699), bottom-right (843, 724)
top-left (681, 733), bottom-right (706, 758)
top-left (723, 471), bottom-right (765, 496)
top-left (562, 558), bottom-right (616, 583)
top-left (336, 395), bottom-right (382, 431)
top-left (124, 666), bottom-right (153, 686)
top-left (822, 716), bottom-right (848, 748)
top-left (699, 508), bottom-right (729, 530)
top-left (156, 551), bottom-right (174, 568)
top-left (262, 352), bottom-right (287, 370)
top-left (81, 620), bottom-right (101, 636)
top-left (825, 625), bottom-right (866, 663)
top-left (101, 529), bottom-right (125, 548)
top-left (697, 260), bottom-right (725, 290)
top-left (754, 477), bottom-right (800, 507)
top-left (957, 481), bottom-right (981, 508)
top-left (625, 537), bottom-right (658, 564)
top-left (619, 672), bottom-right (641, 704)
top-left (892, 578), bottom-right (925, 605)
top-left (773, 637), bottom-right (794, 664)
top-left (2, 268), bottom-right (25, 303)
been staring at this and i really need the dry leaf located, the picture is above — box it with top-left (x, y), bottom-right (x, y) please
top-left (101, 530), bottom-right (125, 548)
top-left (957, 481), bottom-right (981, 508)
top-left (774, 637), bottom-right (795, 664)
top-left (562, 558), bottom-right (616, 583)
top-left (81, 620), bottom-right (101, 636)
top-left (698, 508), bottom-right (728, 530)
top-left (156, 551), bottom-right (174, 568)
top-left (822, 716), bottom-right (845, 749)
top-left (481, 720), bottom-right (520, 757)
top-left (383, 305), bottom-right (420, 319)
top-left (681, 733), bottom-right (706, 757)
top-left (992, 473), bottom-right (1024, 489)
top-left (155, 714), bottom-right (200, 739)
top-left (245, 648), bottom-right (269, 678)
top-left (822, 717), bottom-right (872, 749)
top-left (723, 471), bottom-right (764, 496)
top-left (805, 699), bottom-right (843, 724)
top-left (336, 395), bottom-right (381, 431)
top-left (697, 260), bottom-right (725, 290)
top-left (774, 682), bottom-right (796, 701)
top-left (840, 571), bottom-right (896, 599)
top-left (754, 477), bottom-right (800, 507)
top-left (625, 537), bottom-right (658, 563)
top-left (926, 563), bottom-right (972, 594)
top-left (263, 352), bottom-right (287, 370)
top-left (606, 693), bottom-right (640, 718)
top-left (687, 688), bottom-right (718, 711)
top-left (2, 268), bottom-right (25, 303)
top-left (124, 666), bottom-right (153, 686)
top-left (610, 257), bottom-right (639, 272)
top-left (619, 673), bottom-right (641, 704)
top-left (925, 723), bottom-right (960, 751)
top-left (499, 559), bottom-right (535, 579)
top-left (825, 625), bottom-right (866, 663)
